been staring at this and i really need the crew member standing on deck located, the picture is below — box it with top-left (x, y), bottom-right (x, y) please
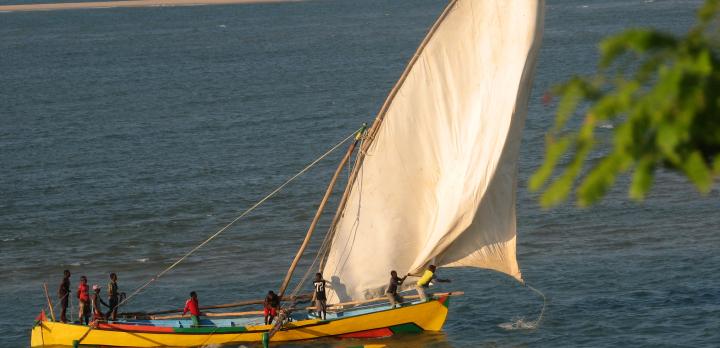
top-left (386, 270), bottom-right (407, 308)
top-left (58, 270), bottom-right (71, 323)
top-left (409, 265), bottom-right (451, 302)
top-left (77, 276), bottom-right (91, 325)
top-left (183, 291), bottom-right (202, 327)
top-left (313, 273), bottom-right (329, 320)
top-left (106, 272), bottom-right (119, 320)
top-left (91, 285), bottom-right (109, 322)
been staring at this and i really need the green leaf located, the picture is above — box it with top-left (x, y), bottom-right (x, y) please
top-left (600, 30), bottom-right (677, 68)
top-left (553, 79), bottom-right (584, 132)
top-left (698, 0), bottom-right (720, 24)
top-left (540, 134), bottom-right (594, 207)
top-left (577, 155), bottom-right (623, 207)
top-left (657, 123), bottom-right (681, 164)
top-left (629, 156), bottom-right (656, 200)
top-left (529, 136), bottom-right (572, 192)
top-left (683, 151), bottom-right (712, 193)
top-left (532, 0), bottom-right (720, 207)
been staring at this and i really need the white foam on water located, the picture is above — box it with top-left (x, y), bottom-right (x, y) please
top-left (69, 261), bottom-right (91, 266)
top-left (499, 317), bottom-right (540, 330)
top-left (136, 257), bottom-right (149, 263)
top-left (500, 284), bottom-right (546, 331)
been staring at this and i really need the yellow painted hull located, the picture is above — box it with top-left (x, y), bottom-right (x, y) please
top-left (31, 298), bottom-right (449, 347)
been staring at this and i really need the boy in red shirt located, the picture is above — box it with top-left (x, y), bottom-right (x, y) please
top-left (77, 276), bottom-right (90, 325)
top-left (183, 291), bottom-right (202, 327)
top-left (263, 290), bottom-right (280, 325)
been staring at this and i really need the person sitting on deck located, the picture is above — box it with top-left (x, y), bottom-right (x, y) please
top-left (77, 276), bottom-right (91, 325)
top-left (91, 284), bottom-right (109, 322)
top-left (313, 273), bottom-right (329, 320)
top-left (408, 265), bottom-right (451, 302)
top-left (183, 291), bottom-right (202, 327)
top-left (386, 270), bottom-right (407, 308)
top-left (58, 270), bottom-right (71, 323)
top-left (264, 290), bottom-right (280, 325)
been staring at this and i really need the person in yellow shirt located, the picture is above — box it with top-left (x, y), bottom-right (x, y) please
top-left (408, 265), bottom-right (451, 302)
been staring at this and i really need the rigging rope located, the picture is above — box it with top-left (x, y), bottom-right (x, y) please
top-left (526, 283), bottom-right (547, 327)
top-left (499, 282), bottom-right (547, 330)
top-left (117, 129), bottom-right (361, 309)
top-left (288, 132), bottom-right (367, 298)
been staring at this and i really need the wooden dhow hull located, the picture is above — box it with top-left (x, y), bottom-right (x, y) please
top-left (31, 296), bottom-right (451, 347)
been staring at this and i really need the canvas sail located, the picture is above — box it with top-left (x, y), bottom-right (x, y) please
top-left (321, 0), bottom-right (545, 302)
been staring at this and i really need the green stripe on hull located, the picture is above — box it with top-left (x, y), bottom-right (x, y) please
top-left (389, 322), bottom-right (423, 334)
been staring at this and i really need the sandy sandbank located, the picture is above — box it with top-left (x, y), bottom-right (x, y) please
top-left (0, 0), bottom-right (298, 12)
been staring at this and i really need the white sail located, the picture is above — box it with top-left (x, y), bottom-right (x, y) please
top-left (322, 0), bottom-right (545, 302)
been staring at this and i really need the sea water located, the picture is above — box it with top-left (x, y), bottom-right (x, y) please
top-left (1, 0), bottom-right (718, 346)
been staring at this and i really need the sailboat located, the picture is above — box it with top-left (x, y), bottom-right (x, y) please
top-left (30, 0), bottom-right (545, 346)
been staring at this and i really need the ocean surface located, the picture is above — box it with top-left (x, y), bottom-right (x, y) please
top-left (1, 0), bottom-right (719, 347)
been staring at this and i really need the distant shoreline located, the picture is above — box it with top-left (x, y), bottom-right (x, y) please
top-left (0, 0), bottom-right (298, 12)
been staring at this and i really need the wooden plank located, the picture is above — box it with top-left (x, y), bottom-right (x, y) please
top-left (149, 291), bottom-right (464, 319)
top-left (128, 293), bottom-right (312, 317)
top-left (151, 310), bottom-right (263, 320)
top-left (325, 291), bottom-right (464, 309)
top-left (42, 283), bottom-right (56, 322)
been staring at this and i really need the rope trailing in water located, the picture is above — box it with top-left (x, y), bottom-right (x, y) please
top-left (117, 128), bottom-right (363, 309)
top-left (526, 283), bottom-right (547, 327)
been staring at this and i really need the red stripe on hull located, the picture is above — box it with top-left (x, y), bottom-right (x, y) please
top-left (338, 327), bottom-right (393, 339)
top-left (97, 323), bottom-right (174, 333)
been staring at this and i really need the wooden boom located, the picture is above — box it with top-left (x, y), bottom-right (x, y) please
top-left (150, 291), bottom-right (464, 320)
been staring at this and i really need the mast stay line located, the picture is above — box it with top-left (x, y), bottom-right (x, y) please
top-left (117, 127), bottom-right (365, 310)
top-left (277, 125), bottom-right (366, 297)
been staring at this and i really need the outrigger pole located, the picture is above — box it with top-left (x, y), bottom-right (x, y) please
top-left (277, 124), bottom-right (366, 298)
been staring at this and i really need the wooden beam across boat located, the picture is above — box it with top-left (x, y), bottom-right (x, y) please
top-left (149, 291), bottom-right (464, 319)
top-left (151, 310), bottom-right (264, 320)
top-left (121, 294), bottom-right (313, 317)
top-left (325, 291), bottom-right (464, 310)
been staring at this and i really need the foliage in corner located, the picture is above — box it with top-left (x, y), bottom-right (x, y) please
top-left (531, 0), bottom-right (720, 207)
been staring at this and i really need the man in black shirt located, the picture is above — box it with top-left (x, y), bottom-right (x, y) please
top-left (57, 270), bottom-right (71, 323)
top-left (106, 273), bottom-right (119, 321)
top-left (313, 273), bottom-right (328, 320)
top-left (386, 270), bottom-right (407, 308)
